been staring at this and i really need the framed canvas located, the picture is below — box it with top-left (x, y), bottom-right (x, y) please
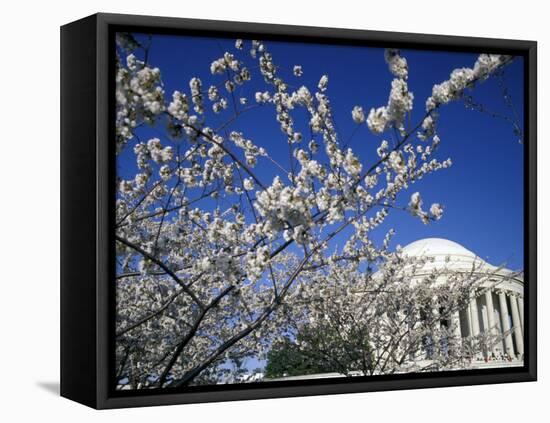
top-left (60, 13), bottom-right (537, 409)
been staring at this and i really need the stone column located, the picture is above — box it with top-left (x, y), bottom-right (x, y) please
top-left (452, 310), bottom-right (462, 340)
top-left (484, 289), bottom-right (498, 356)
top-left (469, 295), bottom-right (481, 359)
top-left (465, 305), bottom-right (473, 338)
top-left (498, 290), bottom-right (514, 358)
top-left (518, 296), bottom-right (524, 331)
top-left (509, 294), bottom-right (524, 357)
top-left (469, 297), bottom-right (481, 336)
top-left (481, 303), bottom-right (489, 334)
top-left (432, 303), bottom-right (440, 328)
top-left (430, 300), bottom-right (440, 358)
top-left (450, 309), bottom-right (462, 357)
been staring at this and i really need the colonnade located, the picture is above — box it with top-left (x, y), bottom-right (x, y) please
top-left (451, 288), bottom-right (524, 360)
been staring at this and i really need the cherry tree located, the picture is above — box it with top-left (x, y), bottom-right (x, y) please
top-left (268, 254), bottom-right (520, 377)
top-left (114, 33), bottom-right (515, 389)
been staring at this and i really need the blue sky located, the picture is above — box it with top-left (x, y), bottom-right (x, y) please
top-left (117, 33), bottom-right (524, 270)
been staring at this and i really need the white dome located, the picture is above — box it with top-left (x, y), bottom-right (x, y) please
top-left (402, 238), bottom-right (476, 259)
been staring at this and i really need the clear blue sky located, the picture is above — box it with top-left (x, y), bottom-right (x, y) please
top-left (117, 33), bottom-right (524, 270)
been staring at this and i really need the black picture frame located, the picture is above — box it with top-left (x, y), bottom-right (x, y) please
top-left (61, 12), bottom-right (537, 409)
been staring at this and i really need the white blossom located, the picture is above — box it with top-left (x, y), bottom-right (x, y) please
top-left (255, 91), bottom-right (271, 104)
top-left (208, 85), bottom-right (219, 101)
top-left (385, 48), bottom-right (408, 79)
top-left (351, 106), bottom-right (366, 124)
top-left (243, 178), bottom-right (254, 191)
top-left (318, 75), bottom-right (329, 92)
top-left (190, 77), bottom-right (204, 114)
top-left (343, 149), bottom-right (362, 176)
top-left (429, 203), bottom-right (444, 220)
top-left (367, 107), bottom-right (389, 134)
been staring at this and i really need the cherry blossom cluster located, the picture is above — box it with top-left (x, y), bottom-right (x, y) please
top-left (113, 34), bottom-right (514, 389)
top-left (358, 49), bottom-right (414, 135)
top-left (280, 253), bottom-right (517, 376)
top-left (421, 54), bottom-right (512, 140)
top-left (408, 191), bottom-right (444, 224)
top-left (115, 54), bottom-right (165, 151)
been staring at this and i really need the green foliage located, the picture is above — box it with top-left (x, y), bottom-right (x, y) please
top-left (264, 336), bottom-right (334, 378)
top-left (265, 321), bottom-right (376, 378)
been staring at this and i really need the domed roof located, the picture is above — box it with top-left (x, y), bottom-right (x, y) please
top-left (399, 238), bottom-right (522, 291)
top-left (402, 238), bottom-right (476, 259)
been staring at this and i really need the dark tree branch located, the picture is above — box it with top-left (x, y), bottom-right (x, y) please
top-left (115, 235), bottom-right (205, 309)
top-left (158, 285), bottom-right (235, 387)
